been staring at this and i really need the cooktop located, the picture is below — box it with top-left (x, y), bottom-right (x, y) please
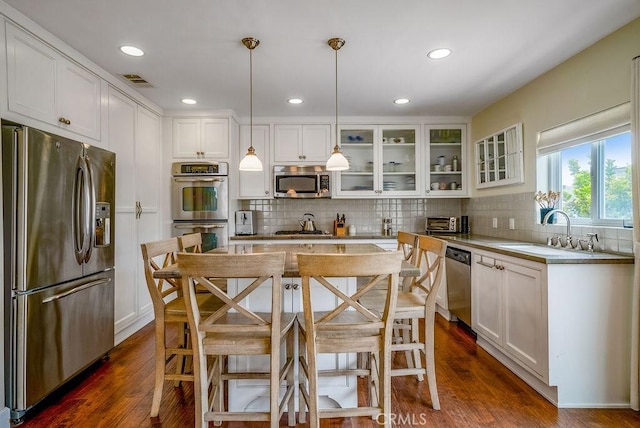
top-left (274, 230), bottom-right (326, 235)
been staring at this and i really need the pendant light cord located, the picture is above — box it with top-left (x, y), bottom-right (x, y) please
top-left (335, 46), bottom-right (339, 151)
top-left (249, 45), bottom-right (253, 151)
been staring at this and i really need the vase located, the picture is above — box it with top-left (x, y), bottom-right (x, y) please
top-left (540, 208), bottom-right (556, 224)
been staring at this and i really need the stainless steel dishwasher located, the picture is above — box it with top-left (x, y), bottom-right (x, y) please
top-left (445, 246), bottom-right (473, 331)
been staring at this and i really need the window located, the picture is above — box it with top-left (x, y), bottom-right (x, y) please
top-left (537, 103), bottom-right (632, 226)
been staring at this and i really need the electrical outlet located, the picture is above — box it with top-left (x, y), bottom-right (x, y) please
top-left (492, 217), bottom-right (498, 228)
top-left (509, 218), bottom-right (515, 229)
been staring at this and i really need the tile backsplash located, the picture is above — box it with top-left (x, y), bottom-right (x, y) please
top-left (462, 192), bottom-right (634, 255)
top-left (240, 192), bottom-right (634, 255)
top-left (240, 198), bottom-right (462, 235)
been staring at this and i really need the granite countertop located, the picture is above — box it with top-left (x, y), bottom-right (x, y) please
top-left (155, 243), bottom-right (420, 278)
top-left (439, 234), bottom-right (634, 265)
top-left (231, 233), bottom-right (397, 241)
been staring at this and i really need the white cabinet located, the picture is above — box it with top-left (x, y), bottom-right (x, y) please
top-left (5, 22), bottom-right (101, 141)
top-left (469, 245), bottom-right (633, 407)
top-left (227, 276), bottom-right (357, 411)
top-left (475, 123), bottom-right (524, 188)
top-left (273, 124), bottom-right (330, 163)
top-left (335, 125), bottom-right (421, 198)
top-left (425, 125), bottom-right (467, 197)
top-left (238, 125), bottom-right (271, 199)
top-left (172, 117), bottom-right (229, 159)
top-left (472, 251), bottom-right (545, 376)
top-left (108, 86), bottom-right (160, 343)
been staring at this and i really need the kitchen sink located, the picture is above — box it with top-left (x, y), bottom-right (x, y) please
top-left (492, 243), bottom-right (579, 256)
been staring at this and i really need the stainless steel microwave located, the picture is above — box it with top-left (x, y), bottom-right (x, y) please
top-left (273, 165), bottom-right (331, 198)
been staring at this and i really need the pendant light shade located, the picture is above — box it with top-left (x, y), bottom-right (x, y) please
top-left (326, 37), bottom-right (349, 171)
top-left (239, 37), bottom-right (263, 172)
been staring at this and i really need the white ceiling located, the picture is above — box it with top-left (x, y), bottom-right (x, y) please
top-left (6, 0), bottom-right (640, 118)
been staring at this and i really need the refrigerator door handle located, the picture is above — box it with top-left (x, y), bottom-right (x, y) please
top-left (41, 278), bottom-right (112, 303)
top-left (72, 156), bottom-right (87, 264)
top-left (83, 156), bottom-right (96, 263)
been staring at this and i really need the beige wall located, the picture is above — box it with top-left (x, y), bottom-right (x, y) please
top-left (470, 17), bottom-right (640, 197)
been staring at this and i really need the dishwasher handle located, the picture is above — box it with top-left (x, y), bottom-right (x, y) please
top-left (445, 247), bottom-right (471, 265)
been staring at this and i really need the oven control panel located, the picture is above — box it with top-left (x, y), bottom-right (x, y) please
top-left (172, 161), bottom-right (228, 176)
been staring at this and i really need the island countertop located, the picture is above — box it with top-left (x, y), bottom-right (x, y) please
top-left (230, 234), bottom-right (397, 241)
top-left (154, 243), bottom-right (420, 278)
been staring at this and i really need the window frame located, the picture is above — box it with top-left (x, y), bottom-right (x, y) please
top-left (542, 125), bottom-right (631, 227)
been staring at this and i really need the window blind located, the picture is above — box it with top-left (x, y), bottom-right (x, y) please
top-left (536, 102), bottom-right (630, 155)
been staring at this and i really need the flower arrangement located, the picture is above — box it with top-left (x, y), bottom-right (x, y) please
top-left (534, 190), bottom-right (561, 209)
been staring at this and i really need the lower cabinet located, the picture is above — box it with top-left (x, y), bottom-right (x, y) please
top-left (472, 251), bottom-right (545, 376)
top-left (471, 246), bottom-right (633, 407)
top-left (226, 276), bottom-right (358, 411)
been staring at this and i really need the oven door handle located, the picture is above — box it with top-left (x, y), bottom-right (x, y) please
top-left (173, 178), bottom-right (225, 183)
top-left (174, 224), bottom-right (227, 229)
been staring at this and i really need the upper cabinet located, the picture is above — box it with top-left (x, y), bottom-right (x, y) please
top-left (475, 123), bottom-right (524, 188)
top-left (5, 22), bottom-right (102, 141)
top-left (238, 124), bottom-right (271, 199)
top-left (335, 125), bottom-right (421, 198)
top-left (273, 124), bottom-right (331, 163)
top-left (425, 125), bottom-right (467, 197)
top-left (172, 117), bottom-right (230, 159)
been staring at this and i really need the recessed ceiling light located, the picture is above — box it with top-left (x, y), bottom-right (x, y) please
top-left (288, 98), bottom-right (303, 104)
top-left (181, 98), bottom-right (197, 105)
top-left (119, 45), bottom-right (144, 57)
top-left (427, 48), bottom-right (451, 59)
top-left (394, 98), bottom-right (410, 105)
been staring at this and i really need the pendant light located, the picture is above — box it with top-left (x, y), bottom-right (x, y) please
top-left (326, 37), bottom-right (349, 171)
top-left (239, 37), bottom-right (263, 171)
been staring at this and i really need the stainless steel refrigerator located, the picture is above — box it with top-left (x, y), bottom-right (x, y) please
top-left (2, 123), bottom-right (115, 422)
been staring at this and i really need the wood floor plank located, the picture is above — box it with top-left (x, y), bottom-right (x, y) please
top-left (15, 316), bottom-right (640, 427)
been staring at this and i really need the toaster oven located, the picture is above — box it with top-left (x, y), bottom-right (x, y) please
top-left (426, 217), bottom-right (459, 232)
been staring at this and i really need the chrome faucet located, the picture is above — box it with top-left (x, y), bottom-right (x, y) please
top-left (542, 209), bottom-right (575, 248)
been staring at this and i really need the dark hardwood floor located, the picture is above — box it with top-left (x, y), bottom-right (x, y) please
top-left (17, 316), bottom-right (640, 427)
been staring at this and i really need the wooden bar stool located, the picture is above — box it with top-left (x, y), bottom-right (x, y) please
top-left (362, 235), bottom-right (447, 409)
top-left (140, 237), bottom-right (224, 419)
top-left (178, 251), bottom-right (296, 428)
top-left (177, 232), bottom-right (203, 253)
top-left (296, 251), bottom-right (403, 427)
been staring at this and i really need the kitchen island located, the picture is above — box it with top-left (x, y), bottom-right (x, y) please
top-left (155, 243), bottom-right (419, 278)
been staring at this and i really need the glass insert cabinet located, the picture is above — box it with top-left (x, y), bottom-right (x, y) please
top-left (475, 123), bottom-right (524, 188)
top-left (335, 125), bottom-right (421, 198)
top-left (425, 125), bottom-right (467, 196)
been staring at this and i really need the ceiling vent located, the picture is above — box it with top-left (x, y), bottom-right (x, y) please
top-left (120, 73), bottom-right (153, 88)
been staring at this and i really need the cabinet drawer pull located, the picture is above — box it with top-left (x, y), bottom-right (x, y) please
top-left (58, 117), bottom-right (71, 125)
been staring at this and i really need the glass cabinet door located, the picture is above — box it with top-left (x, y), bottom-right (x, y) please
top-left (475, 123), bottom-right (523, 188)
top-left (425, 125), bottom-right (466, 196)
top-left (380, 126), bottom-right (419, 196)
top-left (336, 126), bottom-right (377, 196)
top-left (335, 125), bottom-right (420, 198)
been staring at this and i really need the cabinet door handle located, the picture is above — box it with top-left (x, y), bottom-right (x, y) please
top-left (292, 283), bottom-right (300, 290)
top-left (476, 260), bottom-right (496, 269)
top-left (58, 117), bottom-right (71, 125)
top-left (264, 190), bottom-right (269, 195)
top-left (284, 283), bottom-right (292, 290)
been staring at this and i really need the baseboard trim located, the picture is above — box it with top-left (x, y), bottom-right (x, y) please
top-left (114, 312), bottom-right (154, 346)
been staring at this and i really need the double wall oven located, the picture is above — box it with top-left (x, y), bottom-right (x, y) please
top-left (171, 161), bottom-right (228, 250)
